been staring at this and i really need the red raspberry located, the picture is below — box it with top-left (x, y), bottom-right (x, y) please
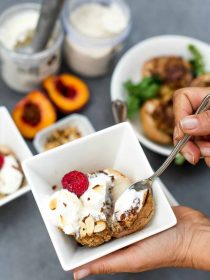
top-left (61, 170), bottom-right (89, 197)
top-left (0, 154), bottom-right (4, 169)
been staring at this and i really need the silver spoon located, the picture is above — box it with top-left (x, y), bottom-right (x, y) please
top-left (31, 0), bottom-right (64, 53)
top-left (18, 0), bottom-right (64, 54)
top-left (128, 94), bottom-right (210, 192)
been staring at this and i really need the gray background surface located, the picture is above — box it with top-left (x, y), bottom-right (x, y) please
top-left (0, 0), bottom-right (210, 279)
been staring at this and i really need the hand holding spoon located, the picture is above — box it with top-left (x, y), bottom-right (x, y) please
top-left (128, 94), bottom-right (210, 192)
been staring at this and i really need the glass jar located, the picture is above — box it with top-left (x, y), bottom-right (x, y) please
top-left (0, 3), bottom-right (64, 93)
top-left (62, 0), bottom-right (131, 77)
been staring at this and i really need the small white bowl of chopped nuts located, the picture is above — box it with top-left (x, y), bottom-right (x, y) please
top-left (33, 114), bottom-right (95, 153)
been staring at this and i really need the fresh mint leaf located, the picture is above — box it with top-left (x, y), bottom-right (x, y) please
top-left (124, 76), bottom-right (161, 117)
top-left (127, 95), bottom-right (140, 118)
top-left (124, 80), bottom-right (142, 97)
top-left (188, 44), bottom-right (206, 77)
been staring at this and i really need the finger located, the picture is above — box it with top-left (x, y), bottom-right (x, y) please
top-left (195, 135), bottom-right (210, 141)
top-left (180, 110), bottom-right (210, 136)
top-left (196, 141), bottom-right (210, 157)
top-left (173, 88), bottom-right (210, 140)
top-left (73, 246), bottom-right (136, 279)
top-left (173, 87), bottom-right (210, 123)
top-left (180, 141), bottom-right (201, 165)
top-left (196, 141), bottom-right (210, 167)
top-left (204, 157), bottom-right (210, 167)
top-left (174, 124), bottom-right (184, 142)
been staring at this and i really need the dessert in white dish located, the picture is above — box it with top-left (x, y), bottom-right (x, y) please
top-left (0, 146), bottom-right (24, 196)
top-left (22, 122), bottom-right (177, 271)
top-left (48, 168), bottom-right (154, 247)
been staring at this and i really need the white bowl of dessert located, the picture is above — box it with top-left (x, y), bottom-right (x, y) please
top-left (33, 114), bottom-right (95, 153)
top-left (22, 122), bottom-right (176, 271)
top-left (0, 107), bottom-right (32, 207)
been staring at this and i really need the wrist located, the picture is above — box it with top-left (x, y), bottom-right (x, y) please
top-left (177, 213), bottom-right (210, 271)
top-left (190, 218), bottom-right (210, 271)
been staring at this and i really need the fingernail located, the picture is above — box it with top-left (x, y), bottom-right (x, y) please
top-left (180, 117), bottom-right (199, 130)
top-left (74, 269), bottom-right (90, 280)
top-left (183, 152), bottom-right (195, 164)
top-left (200, 147), bottom-right (210, 157)
top-left (174, 126), bottom-right (181, 140)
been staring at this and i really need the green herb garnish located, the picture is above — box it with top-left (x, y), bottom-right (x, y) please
top-left (188, 44), bottom-right (206, 77)
top-left (124, 76), bottom-right (161, 117)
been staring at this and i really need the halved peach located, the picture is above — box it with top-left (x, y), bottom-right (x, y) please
top-left (43, 74), bottom-right (90, 113)
top-left (13, 91), bottom-right (56, 139)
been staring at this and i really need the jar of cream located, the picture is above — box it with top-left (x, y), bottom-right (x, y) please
top-left (0, 3), bottom-right (64, 93)
top-left (62, 0), bottom-right (131, 77)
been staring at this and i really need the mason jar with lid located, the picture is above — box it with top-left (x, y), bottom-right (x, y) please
top-left (62, 0), bottom-right (131, 77)
top-left (0, 3), bottom-right (64, 93)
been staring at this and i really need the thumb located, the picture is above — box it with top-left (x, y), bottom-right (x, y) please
top-left (180, 110), bottom-right (210, 136)
top-left (73, 246), bottom-right (136, 279)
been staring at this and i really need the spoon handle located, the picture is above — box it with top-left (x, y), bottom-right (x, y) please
top-left (31, 0), bottom-right (64, 53)
top-left (112, 100), bottom-right (127, 124)
top-left (149, 94), bottom-right (210, 181)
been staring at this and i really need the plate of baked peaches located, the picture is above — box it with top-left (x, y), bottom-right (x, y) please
top-left (111, 35), bottom-right (210, 156)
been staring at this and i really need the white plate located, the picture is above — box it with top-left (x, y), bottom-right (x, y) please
top-left (23, 122), bottom-right (177, 271)
top-left (33, 114), bottom-right (95, 153)
top-left (111, 35), bottom-right (210, 156)
top-left (0, 107), bottom-right (32, 207)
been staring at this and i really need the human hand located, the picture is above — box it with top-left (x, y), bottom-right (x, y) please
top-left (173, 87), bottom-right (210, 166)
top-left (73, 206), bottom-right (210, 279)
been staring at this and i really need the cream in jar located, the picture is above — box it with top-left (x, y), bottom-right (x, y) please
top-left (0, 3), bottom-right (63, 93)
top-left (63, 0), bottom-right (131, 77)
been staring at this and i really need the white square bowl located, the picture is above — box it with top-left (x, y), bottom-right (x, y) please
top-left (0, 107), bottom-right (32, 207)
top-left (33, 114), bottom-right (95, 153)
top-left (22, 122), bottom-right (177, 271)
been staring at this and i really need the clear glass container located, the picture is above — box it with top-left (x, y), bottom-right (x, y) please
top-left (0, 3), bottom-right (64, 93)
top-left (62, 0), bottom-right (131, 77)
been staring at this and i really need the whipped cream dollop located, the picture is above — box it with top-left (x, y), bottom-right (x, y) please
top-left (80, 172), bottom-right (113, 220)
top-left (49, 189), bottom-right (82, 235)
top-left (70, 3), bottom-right (128, 38)
top-left (48, 171), bottom-right (113, 235)
top-left (0, 155), bottom-right (23, 195)
top-left (113, 188), bottom-right (147, 221)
